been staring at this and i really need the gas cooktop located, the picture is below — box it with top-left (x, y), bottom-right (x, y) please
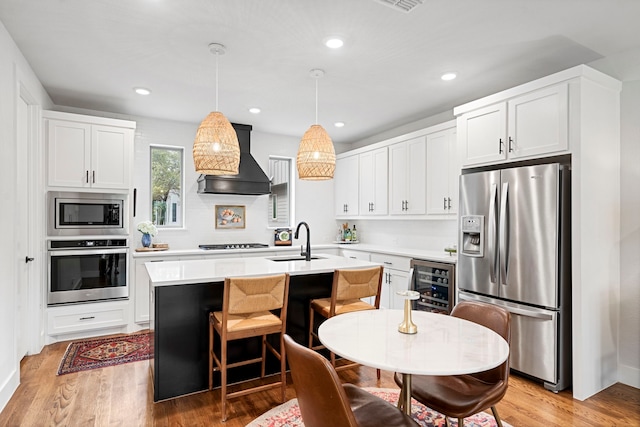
top-left (199, 243), bottom-right (270, 250)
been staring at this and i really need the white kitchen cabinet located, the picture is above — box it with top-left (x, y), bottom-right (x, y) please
top-left (370, 253), bottom-right (411, 309)
top-left (359, 147), bottom-right (388, 216)
top-left (458, 83), bottom-right (569, 167)
top-left (334, 155), bottom-right (359, 217)
top-left (45, 111), bottom-right (135, 190)
top-left (426, 127), bottom-right (458, 215)
top-left (389, 137), bottom-right (426, 215)
top-left (47, 300), bottom-right (129, 337)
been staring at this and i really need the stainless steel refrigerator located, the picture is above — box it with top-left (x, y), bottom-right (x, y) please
top-left (457, 162), bottom-right (571, 392)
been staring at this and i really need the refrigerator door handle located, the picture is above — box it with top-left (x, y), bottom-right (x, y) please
top-left (499, 181), bottom-right (509, 285)
top-left (488, 183), bottom-right (498, 283)
top-left (458, 292), bottom-right (554, 320)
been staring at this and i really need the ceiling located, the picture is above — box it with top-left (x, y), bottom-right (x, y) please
top-left (1, 0), bottom-right (639, 144)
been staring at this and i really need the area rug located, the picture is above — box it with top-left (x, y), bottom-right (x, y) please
top-left (247, 387), bottom-right (511, 427)
top-left (57, 331), bottom-right (153, 375)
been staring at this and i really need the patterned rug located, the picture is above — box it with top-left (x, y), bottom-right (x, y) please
top-left (57, 331), bottom-right (153, 375)
top-left (247, 387), bottom-right (511, 427)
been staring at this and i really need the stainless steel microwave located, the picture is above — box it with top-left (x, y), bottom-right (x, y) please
top-left (48, 192), bottom-right (127, 236)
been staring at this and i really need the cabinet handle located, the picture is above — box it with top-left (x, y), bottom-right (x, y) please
top-left (447, 197), bottom-right (452, 210)
top-left (508, 137), bottom-right (514, 153)
top-left (79, 316), bottom-right (95, 321)
top-left (499, 138), bottom-right (504, 154)
top-left (25, 256), bottom-right (34, 263)
top-left (371, 202), bottom-right (374, 212)
top-left (92, 170), bottom-right (95, 183)
top-left (345, 204), bottom-right (348, 213)
top-left (86, 170), bottom-right (89, 183)
top-left (383, 261), bottom-right (393, 266)
top-left (405, 200), bottom-right (408, 211)
top-left (443, 197), bottom-right (447, 210)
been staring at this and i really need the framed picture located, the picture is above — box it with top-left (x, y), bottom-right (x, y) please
top-left (215, 205), bottom-right (246, 229)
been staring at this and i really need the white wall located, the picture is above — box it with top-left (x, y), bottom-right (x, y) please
top-left (0, 21), bottom-right (52, 412)
top-left (619, 79), bottom-right (640, 388)
top-left (343, 219), bottom-right (457, 252)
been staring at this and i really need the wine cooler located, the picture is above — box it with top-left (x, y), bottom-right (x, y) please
top-left (410, 259), bottom-right (455, 314)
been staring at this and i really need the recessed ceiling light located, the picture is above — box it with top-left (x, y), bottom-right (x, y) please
top-left (249, 107), bottom-right (261, 114)
top-left (334, 122), bottom-right (345, 128)
top-left (325, 38), bottom-right (344, 49)
top-left (441, 72), bottom-right (457, 81)
top-left (134, 87), bottom-right (151, 95)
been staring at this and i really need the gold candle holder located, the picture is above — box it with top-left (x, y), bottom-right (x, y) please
top-left (397, 290), bottom-right (419, 334)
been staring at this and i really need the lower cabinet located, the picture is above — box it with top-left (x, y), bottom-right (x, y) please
top-left (370, 253), bottom-right (412, 309)
top-left (47, 300), bottom-right (129, 338)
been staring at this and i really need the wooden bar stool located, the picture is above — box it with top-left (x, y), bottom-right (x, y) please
top-left (209, 273), bottom-right (290, 422)
top-left (308, 266), bottom-right (383, 377)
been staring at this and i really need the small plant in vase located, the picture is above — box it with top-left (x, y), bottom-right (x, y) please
top-left (137, 221), bottom-right (158, 248)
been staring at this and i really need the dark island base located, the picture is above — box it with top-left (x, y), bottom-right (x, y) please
top-left (151, 273), bottom-right (333, 402)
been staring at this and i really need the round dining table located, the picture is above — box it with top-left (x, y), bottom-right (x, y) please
top-left (318, 309), bottom-right (510, 415)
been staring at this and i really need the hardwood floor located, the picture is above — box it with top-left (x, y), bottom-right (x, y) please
top-left (1, 339), bottom-right (638, 427)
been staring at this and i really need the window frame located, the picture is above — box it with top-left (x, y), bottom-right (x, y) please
top-left (267, 155), bottom-right (295, 229)
top-left (150, 144), bottom-right (185, 229)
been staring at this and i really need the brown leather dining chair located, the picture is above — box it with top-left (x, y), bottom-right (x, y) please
top-left (308, 266), bottom-right (383, 377)
top-left (209, 273), bottom-right (290, 422)
top-left (395, 300), bottom-right (511, 427)
top-left (284, 334), bottom-right (418, 427)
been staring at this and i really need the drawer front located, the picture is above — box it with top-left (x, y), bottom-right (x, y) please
top-left (48, 304), bottom-right (128, 335)
top-left (370, 253), bottom-right (411, 271)
top-left (341, 249), bottom-right (370, 261)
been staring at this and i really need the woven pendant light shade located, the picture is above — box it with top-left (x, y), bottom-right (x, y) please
top-left (296, 124), bottom-right (336, 180)
top-left (193, 111), bottom-right (240, 175)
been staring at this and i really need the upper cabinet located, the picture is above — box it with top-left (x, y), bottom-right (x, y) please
top-left (389, 136), bottom-right (426, 215)
top-left (359, 147), bottom-right (388, 216)
top-left (426, 127), bottom-right (457, 216)
top-left (334, 155), bottom-right (359, 217)
top-left (45, 111), bottom-right (136, 190)
top-left (457, 83), bottom-right (569, 167)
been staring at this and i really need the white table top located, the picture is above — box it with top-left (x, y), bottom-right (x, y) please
top-left (318, 309), bottom-right (509, 376)
top-left (144, 253), bottom-right (381, 286)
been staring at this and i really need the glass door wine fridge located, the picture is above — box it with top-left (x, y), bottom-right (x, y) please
top-left (410, 259), bottom-right (455, 314)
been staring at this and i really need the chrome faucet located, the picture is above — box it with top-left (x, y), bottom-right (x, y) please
top-left (294, 221), bottom-right (311, 261)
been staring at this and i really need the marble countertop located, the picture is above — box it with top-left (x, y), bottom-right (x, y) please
top-left (133, 242), bottom-right (457, 264)
top-left (145, 253), bottom-right (380, 287)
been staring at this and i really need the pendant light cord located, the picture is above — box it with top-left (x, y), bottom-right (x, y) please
top-left (315, 77), bottom-right (319, 125)
top-left (215, 50), bottom-right (219, 112)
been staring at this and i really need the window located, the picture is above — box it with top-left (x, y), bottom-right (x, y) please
top-left (268, 156), bottom-right (294, 228)
top-left (150, 146), bottom-right (184, 228)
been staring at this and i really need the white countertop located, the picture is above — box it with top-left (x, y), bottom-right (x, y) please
top-left (335, 243), bottom-right (457, 264)
top-left (145, 253), bottom-right (380, 287)
top-left (133, 242), bottom-right (457, 264)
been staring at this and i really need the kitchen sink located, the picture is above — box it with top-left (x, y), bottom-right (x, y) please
top-left (266, 255), bottom-right (327, 262)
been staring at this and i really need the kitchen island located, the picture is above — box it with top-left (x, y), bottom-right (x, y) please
top-left (145, 253), bottom-right (380, 401)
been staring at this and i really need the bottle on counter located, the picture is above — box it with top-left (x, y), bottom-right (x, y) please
top-left (351, 225), bottom-right (357, 242)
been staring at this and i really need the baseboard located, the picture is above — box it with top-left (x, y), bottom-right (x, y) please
top-left (0, 367), bottom-right (19, 414)
top-left (618, 363), bottom-right (640, 389)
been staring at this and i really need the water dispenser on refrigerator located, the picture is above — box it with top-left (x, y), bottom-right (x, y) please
top-left (461, 215), bottom-right (484, 257)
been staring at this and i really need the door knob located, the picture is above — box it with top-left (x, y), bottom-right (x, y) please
top-left (25, 256), bottom-right (34, 263)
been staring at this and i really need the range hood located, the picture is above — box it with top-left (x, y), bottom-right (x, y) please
top-left (197, 123), bottom-right (271, 195)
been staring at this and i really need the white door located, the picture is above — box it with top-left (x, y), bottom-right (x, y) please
top-left (16, 94), bottom-right (31, 360)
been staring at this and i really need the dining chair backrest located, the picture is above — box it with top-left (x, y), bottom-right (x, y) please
top-left (451, 300), bottom-right (511, 384)
top-left (225, 274), bottom-right (287, 315)
top-left (333, 266), bottom-right (383, 303)
top-left (283, 334), bottom-right (359, 427)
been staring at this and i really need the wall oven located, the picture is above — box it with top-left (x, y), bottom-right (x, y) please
top-left (48, 238), bottom-right (129, 305)
top-left (48, 191), bottom-right (127, 236)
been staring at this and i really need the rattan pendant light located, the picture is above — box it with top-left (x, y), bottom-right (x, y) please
top-left (296, 69), bottom-right (336, 180)
top-left (193, 43), bottom-right (240, 175)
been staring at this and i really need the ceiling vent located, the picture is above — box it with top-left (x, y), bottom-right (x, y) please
top-left (375, 0), bottom-right (424, 13)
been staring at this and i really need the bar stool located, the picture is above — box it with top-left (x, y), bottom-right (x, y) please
top-left (209, 273), bottom-right (290, 422)
top-left (308, 266), bottom-right (383, 377)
